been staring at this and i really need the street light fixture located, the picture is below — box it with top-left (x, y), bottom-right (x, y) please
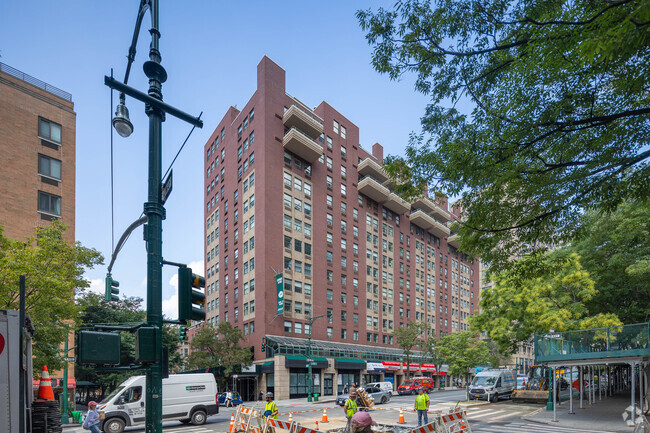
top-left (112, 95), bottom-right (133, 137)
top-left (306, 311), bottom-right (331, 402)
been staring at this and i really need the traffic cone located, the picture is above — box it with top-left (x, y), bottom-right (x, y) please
top-left (228, 412), bottom-right (235, 433)
top-left (397, 408), bottom-right (406, 424)
top-left (288, 412), bottom-right (293, 423)
top-left (321, 408), bottom-right (329, 423)
top-left (315, 420), bottom-right (319, 431)
top-left (37, 365), bottom-right (55, 401)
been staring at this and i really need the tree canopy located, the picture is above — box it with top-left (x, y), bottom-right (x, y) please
top-left (393, 321), bottom-right (428, 379)
top-left (568, 200), bottom-right (650, 323)
top-left (358, 0), bottom-right (650, 271)
top-left (0, 222), bottom-right (103, 371)
top-left (187, 322), bottom-right (252, 379)
top-left (470, 251), bottom-right (621, 354)
top-left (435, 331), bottom-right (494, 381)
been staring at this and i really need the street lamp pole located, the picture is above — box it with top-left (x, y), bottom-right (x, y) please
top-left (307, 312), bottom-right (329, 402)
top-left (105, 2), bottom-right (202, 432)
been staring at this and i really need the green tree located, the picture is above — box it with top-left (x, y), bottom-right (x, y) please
top-left (358, 1), bottom-right (650, 271)
top-left (435, 331), bottom-right (492, 386)
top-left (0, 222), bottom-right (103, 372)
top-left (470, 252), bottom-right (621, 354)
top-left (393, 321), bottom-right (428, 379)
top-left (187, 322), bottom-right (252, 383)
top-left (569, 201), bottom-right (650, 323)
top-left (423, 337), bottom-right (445, 387)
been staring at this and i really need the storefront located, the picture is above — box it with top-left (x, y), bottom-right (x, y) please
top-left (335, 358), bottom-right (365, 393)
top-left (285, 356), bottom-right (328, 398)
top-left (364, 361), bottom-right (385, 384)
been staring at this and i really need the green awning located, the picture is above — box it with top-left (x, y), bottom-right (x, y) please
top-left (257, 361), bottom-right (275, 374)
top-left (335, 358), bottom-right (366, 370)
top-left (285, 355), bottom-right (328, 369)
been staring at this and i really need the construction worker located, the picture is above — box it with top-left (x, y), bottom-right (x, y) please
top-left (264, 392), bottom-right (278, 419)
top-left (414, 387), bottom-right (430, 426)
top-left (343, 389), bottom-right (358, 433)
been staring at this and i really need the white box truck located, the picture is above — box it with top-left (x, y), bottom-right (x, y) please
top-left (98, 373), bottom-right (219, 433)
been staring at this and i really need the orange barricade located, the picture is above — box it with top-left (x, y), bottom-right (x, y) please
top-left (439, 409), bottom-right (472, 433)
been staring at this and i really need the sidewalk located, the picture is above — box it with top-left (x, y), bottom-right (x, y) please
top-left (523, 393), bottom-right (636, 433)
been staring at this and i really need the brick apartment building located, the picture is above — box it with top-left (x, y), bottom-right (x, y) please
top-left (0, 62), bottom-right (76, 399)
top-left (201, 57), bottom-right (480, 400)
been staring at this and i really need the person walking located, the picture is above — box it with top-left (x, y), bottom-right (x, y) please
top-left (414, 388), bottom-right (430, 426)
top-left (225, 389), bottom-right (233, 407)
top-left (264, 392), bottom-right (278, 419)
top-left (343, 389), bottom-right (359, 433)
top-left (83, 401), bottom-right (102, 433)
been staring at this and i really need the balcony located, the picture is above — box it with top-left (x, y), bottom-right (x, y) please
top-left (448, 234), bottom-right (461, 249)
top-left (412, 197), bottom-right (437, 214)
top-left (283, 127), bottom-right (323, 164)
top-left (384, 192), bottom-right (410, 215)
top-left (357, 158), bottom-right (389, 183)
top-left (283, 105), bottom-right (324, 139)
top-left (430, 205), bottom-right (451, 222)
top-left (358, 176), bottom-right (390, 203)
top-left (428, 219), bottom-right (451, 238)
top-left (409, 209), bottom-right (435, 231)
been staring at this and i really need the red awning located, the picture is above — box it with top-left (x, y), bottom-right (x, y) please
top-left (33, 378), bottom-right (76, 389)
top-left (382, 361), bottom-right (402, 371)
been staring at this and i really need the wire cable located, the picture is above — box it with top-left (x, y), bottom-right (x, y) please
top-left (162, 111), bottom-right (203, 181)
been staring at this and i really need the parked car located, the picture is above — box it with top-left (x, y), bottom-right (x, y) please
top-left (217, 391), bottom-right (243, 406)
top-left (365, 381), bottom-right (394, 395)
top-left (398, 377), bottom-right (434, 395)
top-left (364, 385), bottom-right (391, 404)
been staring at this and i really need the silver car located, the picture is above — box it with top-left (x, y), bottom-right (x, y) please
top-left (364, 385), bottom-right (391, 405)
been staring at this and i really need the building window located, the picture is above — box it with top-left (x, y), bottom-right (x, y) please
top-left (327, 327), bottom-right (333, 338)
top-left (38, 118), bottom-right (61, 143)
top-left (38, 154), bottom-right (62, 180)
top-left (38, 191), bottom-right (61, 216)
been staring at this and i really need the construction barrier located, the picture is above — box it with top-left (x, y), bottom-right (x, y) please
top-left (438, 408), bottom-right (472, 433)
top-left (262, 417), bottom-right (321, 433)
top-left (233, 405), bottom-right (264, 433)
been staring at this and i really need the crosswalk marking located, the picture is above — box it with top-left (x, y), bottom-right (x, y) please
top-left (474, 422), bottom-right (618, 433)
top-left (484, 411), bottom-right (516, 421)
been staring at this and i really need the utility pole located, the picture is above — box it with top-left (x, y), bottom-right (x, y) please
top-left (306, 311), bottom-right (329, 402)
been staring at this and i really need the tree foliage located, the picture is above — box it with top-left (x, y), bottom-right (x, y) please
top-left (0, 222), bottom-right (103, 372)
top-left (569, 200), bottom-right (650, 323)
top-left (470, 252), bottom-right (621, 354)
top-left (358, 0), bottom-right (650, 271)
top-left (435, 331), bottom-right (493, 382)
top-left (187, 322), bottom-right (252, 378)
top-left (393, 321), bottom-right (428, 379)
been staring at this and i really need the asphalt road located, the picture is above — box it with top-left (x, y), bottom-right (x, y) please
top-left (63, 391), bottom-right (616, 433)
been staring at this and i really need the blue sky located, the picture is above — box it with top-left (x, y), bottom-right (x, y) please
top-left (0, 0), bottom-right (432, 317)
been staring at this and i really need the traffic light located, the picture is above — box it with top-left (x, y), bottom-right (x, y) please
top-left (105, 274), bottom-right (120, 301)
top-left (261, 338), bottom-right (266, 353)
top-left (179, 325), bottom-right (187, 341)
top-left (178, 267), bottom-right (206, 322)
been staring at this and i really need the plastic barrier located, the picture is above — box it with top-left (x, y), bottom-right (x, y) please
top-left (262, 417), bottom-right (320, 433)
top-left (233, 406), bottom-right (264, 433)
top-left (438, 409), bottom-right (472, 433)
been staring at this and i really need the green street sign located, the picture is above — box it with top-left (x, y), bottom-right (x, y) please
top-left (276, 274), bottom-right (284, 314)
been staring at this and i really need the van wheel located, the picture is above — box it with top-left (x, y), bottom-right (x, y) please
top-left (103, 418), bottom-right (125, 433)
top-left (491, 393), bottom-right (499, 403)
top-left (191, 410), bottom-right (207, 425)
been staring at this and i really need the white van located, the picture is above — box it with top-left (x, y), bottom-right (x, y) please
top-left (469, 369), bottom-right (516, 402)
top-left (365, 381), bottom-right (394, 395)
top-left (98, 373), bottom-right (219, 433)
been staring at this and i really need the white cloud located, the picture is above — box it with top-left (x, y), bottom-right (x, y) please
top-left (87, 278), bottom-right (105, 295)
top-left (161, 260), bottom-right (204, 320)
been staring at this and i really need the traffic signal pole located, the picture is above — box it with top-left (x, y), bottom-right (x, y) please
top-left (104, 1), bottom-right (202, 431)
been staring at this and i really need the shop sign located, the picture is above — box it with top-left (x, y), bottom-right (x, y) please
top-left (366, 362), bottom-right (385, 372)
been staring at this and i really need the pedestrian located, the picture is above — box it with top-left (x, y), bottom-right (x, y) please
top-left (343, 390), bottom-right (359, 433)
top-left (83, 401), bottom-right (101, 433)
top-left (414, 388), bottom-right (430, 426)
top-left (264, 392), bottom-right (278, 419)
top-left (343, 383), bottom-right (349, 394)
top-left (259, 391), bottom-right (264, 401)
top-left (225, 389), bottom-right (233, 407)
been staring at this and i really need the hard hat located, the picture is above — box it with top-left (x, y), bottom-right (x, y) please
top-left (266, 392), bottom-right (273, 398)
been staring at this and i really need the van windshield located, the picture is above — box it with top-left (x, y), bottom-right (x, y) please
top-left (472, 376), bottom-right (497, 386)
top-left (402, 380), bottom-right (415, 386)
top-left (101, 386), bottom-right (125, 404)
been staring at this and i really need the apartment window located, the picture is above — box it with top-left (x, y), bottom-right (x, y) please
top-left (326, 136), bottom-right (333, 149)
top-left (327, 327), bottom-right (333, 338)
top-left (341, 126), bottom-right (347, 139)
top-left (341, 146), bottom-right (347, 158)
top-left (38, 191), bottom-right (61, 216)
top-left (341, 165), bottom-right (347, 179)
top-left (327, 175), bottom-right (333, 189)
top-left (340, 184), bottom-right (347, 197)
top-left (326, 157), bottom-right (333, 170)
top-left (38, 154), bottom-right (62, 180)
top-left (284, 321), bottom-right (292, 333)
top-left (304, 182), bottom-right (312, 197)
top-left (327, 289), bottom-right (333, 301)
top-left (333, 120), bottom-right (339, 134)
top-left (38, 118), bottom-right (61, 143)
top-left (284, 172), bottom-right (292, 186)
